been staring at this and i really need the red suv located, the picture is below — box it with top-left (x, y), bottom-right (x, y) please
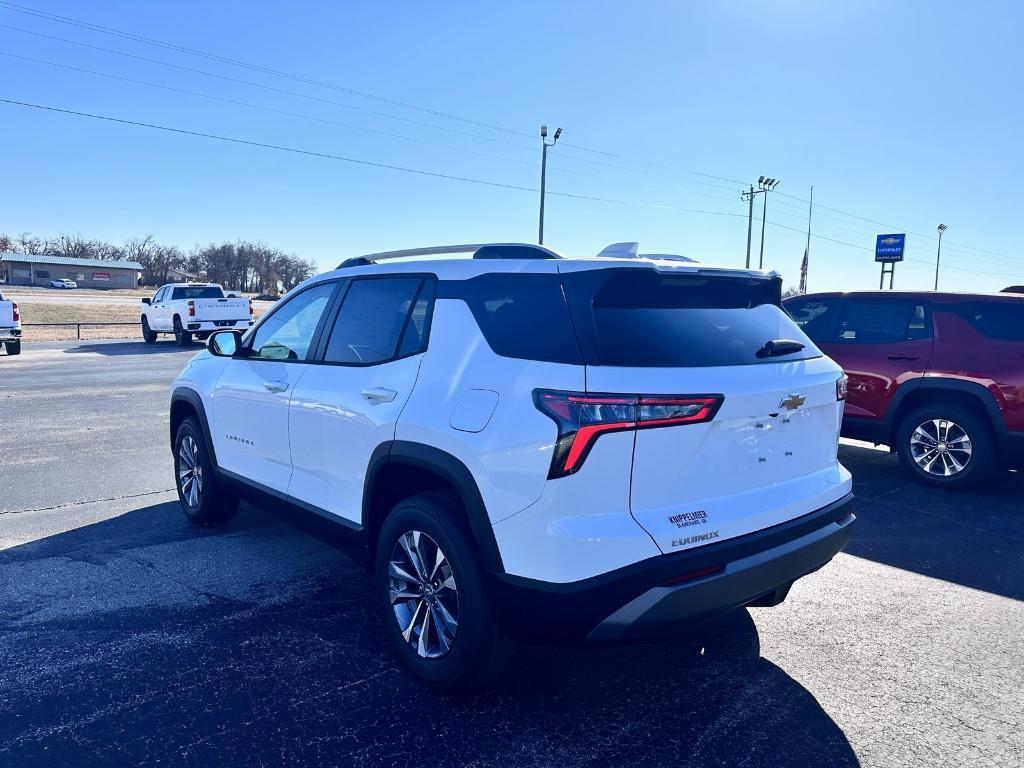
top-left (784, 291), bottom-right (1024, 488)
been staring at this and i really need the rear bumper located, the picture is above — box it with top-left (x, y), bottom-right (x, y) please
top-left (493, 492), bottom-right (855, 643)
top-left (185, 319), bottom-right (252, 332)
top-left (0, 327), bottom-right (21, 342)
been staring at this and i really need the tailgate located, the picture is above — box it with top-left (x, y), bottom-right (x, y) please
top-left (588, 359), bottom-right (848, 554)
top-left (0, 301), bottom-right (13, 327)
top-left (192, 298), bottom-right (249, 321)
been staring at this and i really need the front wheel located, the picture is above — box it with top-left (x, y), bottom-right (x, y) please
top-left (896, 404), bottom-right (994, 489)
top-left (173, 416), bottom-right (238, 526)
top-left (141, 317), bottom-right (157, 343)
top-left (375, 492), bottom-right (515, 689)
top-left (5, 340), bottom-right (20, 355)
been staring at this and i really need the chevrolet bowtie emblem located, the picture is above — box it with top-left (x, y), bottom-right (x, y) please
top-left (779, 393), bottom-right (806, 410)
top-left (880, 237), bottom-right (901, 245)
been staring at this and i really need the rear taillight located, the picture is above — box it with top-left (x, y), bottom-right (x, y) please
top-left (836, 374), bottom-right (848, 401)
top-left (534, 390), bottom-right (723, 478)
top-left (187, 300), bottom-right (195, 317)
top-left (11, 302), bottom-right (19, 322)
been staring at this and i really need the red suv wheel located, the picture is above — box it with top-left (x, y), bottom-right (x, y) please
top-left (895, 404), bottom-right (994, 489)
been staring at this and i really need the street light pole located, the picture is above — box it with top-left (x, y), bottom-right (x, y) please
top-left (538, 125), bottom-right (562, 245)
top-left (934, 224), bottom-right (947, 290)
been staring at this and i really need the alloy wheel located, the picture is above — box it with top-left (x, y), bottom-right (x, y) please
top-left (178, 435), bottom-right (203, 507)
top-left (388, 530), bottom-right (459, 659)
top-left (909, 418), bottom-right (973, 477)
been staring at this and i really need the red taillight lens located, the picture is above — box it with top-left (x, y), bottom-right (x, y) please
top-left (187, 300), bottom-right (195, 317)
top-left (11, 302), bottom-right (19, 322)
top-left (534, 390), bottom-right (723, 478)
top-left (836, 374), bottom-right (848, 401)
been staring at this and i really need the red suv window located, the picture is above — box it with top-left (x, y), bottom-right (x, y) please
top-left (835, 300), bottom-right (931, 344)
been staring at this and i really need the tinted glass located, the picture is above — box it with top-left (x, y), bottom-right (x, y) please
top-left (249, 281), bottom-right (335, 360)
top-left (172, 286), bottom-right (224, 300)
top-left (444, 273), bottom-right (582, 364)
top-left (398, 280), bottom-right (436, 357)
top-left (562, 269), bottom-right (816, 367)
top-left (961, 301), bottom-right (1024, 341)
top-left (837, 300), bottom-right (929, 343)
top-left (324, 278), bottom-right (423, 364)
top-left (784, 297), bottom-right (839, 343)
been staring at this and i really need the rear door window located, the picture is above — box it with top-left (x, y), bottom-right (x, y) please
top-left (783, 297), bottom-right (840, 343)
top-left (322, 277), bottom-right (426, 365)
top-left (560, 268), bottom-right (818, 367)
top-left (442, 273), bottom-right (583, 364)
top-left (835, 300), bottom-right (931, 343)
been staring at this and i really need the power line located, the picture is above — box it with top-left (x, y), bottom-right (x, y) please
top-left (0, 0), bottom-right (619, 158)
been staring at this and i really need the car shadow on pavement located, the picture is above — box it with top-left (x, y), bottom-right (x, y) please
top-left (839, 442), bottom-right (1024, 600)
top-left (0, 500), bottom-right (860, 768)
top-left (60, 340), bottom-right (202, 356)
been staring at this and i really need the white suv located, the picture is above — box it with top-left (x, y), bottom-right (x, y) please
top-left (168, 243), bottom-right (854, 688)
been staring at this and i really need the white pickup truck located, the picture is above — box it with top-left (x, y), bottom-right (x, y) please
top-left (0, 288), bottom-right (21, 356)
top-left (141, 283), bottom-right (252, 346)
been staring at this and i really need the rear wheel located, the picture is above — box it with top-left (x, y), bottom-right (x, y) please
top-left (173, 416), bottom-right (238, 526)
top-left (896, 404), bottom-right (994, 489)
top-left (173, 316), bottom-right (191, 346)
top-left (5, 340), bottom-right (20, 355)
top-left (375, 492), bottom-right (515, 689)
top-left (141, 317), bottom-right (157, 343)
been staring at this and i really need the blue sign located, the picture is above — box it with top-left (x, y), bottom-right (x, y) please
top-left (875, 233), bottom-right (905, 262)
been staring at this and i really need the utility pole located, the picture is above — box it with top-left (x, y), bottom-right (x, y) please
top-left (741, 176), bottom-right (780, 268)
top-left (934, 224), bottom-right (947, 290)
top-left (538, 125), bottom-right (562, 245)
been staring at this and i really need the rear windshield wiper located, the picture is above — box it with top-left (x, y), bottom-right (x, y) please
top-left (756, 339), bottom-right (806, 359)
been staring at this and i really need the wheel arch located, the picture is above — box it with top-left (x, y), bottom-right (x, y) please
top-left (888, 378), bottom-right (1004, 444)
top-left (170, 387), bottom-right (218, 466)
top-left (362, 441), bottom-right (504, 575)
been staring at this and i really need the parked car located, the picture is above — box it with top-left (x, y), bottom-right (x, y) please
top-left (784, 290), bottom-right (1024, 488)
top-left (49, 278), bottom-right (78, 289)
top-left (0, 288), bottom-right (21, 355)
top-left (169, 243), bottom-right (854, 688)
top-left (141, 283), bottom-right (253, 346)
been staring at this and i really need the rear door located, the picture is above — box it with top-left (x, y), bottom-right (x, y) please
top-left (826, 297), bottom-right (934, 421)
top-left (559, 264), bottom-right (848, 554)
top-left (286, 275), bottom-right (432, 524)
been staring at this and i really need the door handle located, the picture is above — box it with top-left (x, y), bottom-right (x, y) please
top-left (263, 380), bottom-right (288, 393)
top-left (886, 355), bottom-right (919, 361)
top-left (361, 387), bottom-right (398, 403)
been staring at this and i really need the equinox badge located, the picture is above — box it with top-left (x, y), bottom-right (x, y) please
top-left (779, 393), bottom-right (806, 410)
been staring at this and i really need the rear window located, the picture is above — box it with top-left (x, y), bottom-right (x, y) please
top-left (441, 273), bottom-right (583, 365)
top-left (961, 301), bottom-right (1024, 341)
top-left (561, 269), bottom-right (819, 367)
top-left (172, 286), bottom-right (224, 300)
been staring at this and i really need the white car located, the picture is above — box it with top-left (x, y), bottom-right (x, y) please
top-left (0, 288), bottom-right (21, 355)
top-left (141, 283), bottom-right (253, 346)
top-left (168, 242), bottom-right (855, 688)
top-left (49, 278), bottom-right (77, 289)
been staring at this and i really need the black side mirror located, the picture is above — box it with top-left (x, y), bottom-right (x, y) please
top-left (141, 297), bottom-right (151, 305)
top-left (208, 330), bottom-right (243, 357)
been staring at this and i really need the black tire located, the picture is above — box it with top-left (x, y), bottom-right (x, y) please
top-left (173, 316), bottom-right (191, 346)
top-left (141, 317), bottom-right (157, 344)
top-left (895, 403), bottom-right (994, 489)
top-left (173, 416), bottom-right (238, 526)
top-left (5, 340), bottom-right (20, 355)
top-left (375, 492), bottom-right (515, 689)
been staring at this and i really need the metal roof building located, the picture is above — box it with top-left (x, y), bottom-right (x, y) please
top-left (0, 252), bottom-right (143, 289)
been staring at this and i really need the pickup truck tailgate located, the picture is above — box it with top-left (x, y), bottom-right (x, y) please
top-left (191, 298), bottom-right (249, 322)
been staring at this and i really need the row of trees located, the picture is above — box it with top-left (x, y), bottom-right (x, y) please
top-left (0, 232), bottom-right (317, 293)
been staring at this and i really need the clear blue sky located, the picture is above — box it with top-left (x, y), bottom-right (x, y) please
top-left (2, 0), bottom-right (1022, 292)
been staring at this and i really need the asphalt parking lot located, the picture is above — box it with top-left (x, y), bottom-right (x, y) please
top-left (1, 340), bottom-right (1022, 768)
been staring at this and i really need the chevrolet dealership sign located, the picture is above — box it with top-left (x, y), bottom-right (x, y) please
top-left (874, 234), bottom-right (906, 262)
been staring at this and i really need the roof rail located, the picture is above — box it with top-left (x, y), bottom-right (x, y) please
top-left (336, 243), bottom-right (561, 269)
